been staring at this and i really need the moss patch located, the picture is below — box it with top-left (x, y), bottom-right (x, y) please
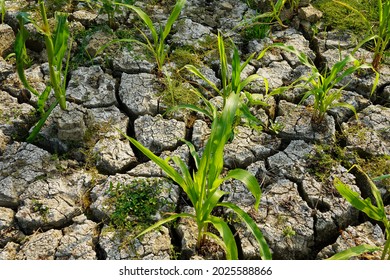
top-left (307, 143), bottom-right (390, 187)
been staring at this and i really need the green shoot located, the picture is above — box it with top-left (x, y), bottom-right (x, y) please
top-left (97, 0), bottom-right (186, 72)
top-left (0, 0), bottom-right (5, 23)
top-left (334, 165), bottom-right (390, 260)
top-left (15, 0), bottom-right (71, 141)
top-left (258, 44), bottom-right (379, 123)
top-left (120, 89), bottom-right (271, 259)
top-left (181, 32), bottom-right (277, 131)
top-left (327, 244), bottom-right (381, 260)
top-left (333, 0), bottom-right (390, 70)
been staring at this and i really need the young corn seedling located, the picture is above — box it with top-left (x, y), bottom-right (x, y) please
top-left (238, 0), bottom-right (288, 40)
top-left (249, 0), bottom-right (288, 28)
top-left (15, 0), bottom-right (71, 142)
top-left (258, 44), bottom-right (379, 123)
top-left (333, 165), bottom-right (390, 260)
top-left (98, 0), bottom-right (185, 72)
top-left (334, 0), bottom-right (390, 70)
top-left (79, 0), bottom-right (134, 29)
top-left (180, 32), bottom-right (279, 132)
top-left (0, 0), bottom-right (5, 23)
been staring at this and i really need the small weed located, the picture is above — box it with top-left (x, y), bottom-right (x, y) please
top-left (307, 141), bottom-right (390, 187)
top-left (282, 225), bottom-right (296, 238)
top-left (159, 70), bottom-right (199, 107)
top-left (241, 12), bottom-right (271, 41)
top-left (105, 180), bottom-right (170, 233)
top-left (169, 47), bottom-right (202, 69)
top-left (307, 144), bottom-right (340, 182)
top-left (239, 0), bottom-right (288, 41)
top-left (31, 199), bottom-right (49, 221)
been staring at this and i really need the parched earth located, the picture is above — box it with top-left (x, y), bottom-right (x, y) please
top-left (0, 0), bottom-right (389, 260)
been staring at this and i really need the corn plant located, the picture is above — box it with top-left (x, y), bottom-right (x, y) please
top-left (257, 44), bottom-right (379, 123)
top-left (239, 0), bottom-right (288, 40)
top-left (118, 33), bottom-right (272, 260)
top-left (327, 244), bottom-right (381, 260)
top-left (0, 0), bottom-right (5, 23)
top-left (333, 165), bottom-right (390, 260)
top-left (334, 0), bottom-right (390, 70)
top-left (15, 0), bottom-right (71, 141)
top-left (98, 0), bottom-right (185, 72)
top-left (121, 90), bottom-right (271, 260)
top-left (79, 0), bottom-right (134, 29)
top-left (180, 32), bottom-right (280, 132)
top-left (251, 0), bottom-right (288, 28)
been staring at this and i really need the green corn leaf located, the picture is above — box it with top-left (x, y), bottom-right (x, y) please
top-left (219, 202), bottom-right (272, 260)
top-left (51, 12), bottom-right (70, 110)
top-left (329, 57), bottom-right (366, 88)
top-left (373, 174), bottom-right (390, 181)
top-left (156, 25), bottom-right (165, 62)
top-left (200, 189), bottom-right (226, 222)
top-left (119, 131), bottom-right (186, 187)
top-left (330, 102), bottom-right (357, 117)
top-left (27, 100), bottom-right (58, 142)
top-left (162, 0), bottom-right (186, 41)
top-left (334, 177), bottom-right (384, 221)
top-left (239, 74), bottom-right (262, 93)
top-left (240, 52), bottom-right (256, 73)
top-left (223, 169), bottom-right (262, 209)
top-left (167, 103), bottom-right (214, 120)
top-left (258, 44), bottom-right (313, 69)
top-left (135, 212), bottom-right (194, 239)
top-left (352, 165), bottom-right (385, 215)
top-left (115, 3), bottom-right (158, 44)
top-left (184, 64), bottom-right (221, 94)
top-left (238, 102), bottom-right (266, 127)
top-left (263, 77), bottom-right (270, 95)
top-left (121, 131), bottom-right (197, 208)
top-left (15, 13), bottom-right (40, 97)
top-left (206, 216), bottom-right (238, 260)
top-left (205, 93), bottom-right (240, 186)
top-left (327, 244), bottom-right (381, 260)
top-left (0, 0), bottom-right (5, 23)
top-left (352, 34), bottom-right (378, 55)
top-left (37, 86), bottom-right (52, 115)
top-left (52, 12), bottom-right (70, 69)
top-left (244, 92), bottom-right (269, 107)
top-left (171, 156), bottom-right (198, 206)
